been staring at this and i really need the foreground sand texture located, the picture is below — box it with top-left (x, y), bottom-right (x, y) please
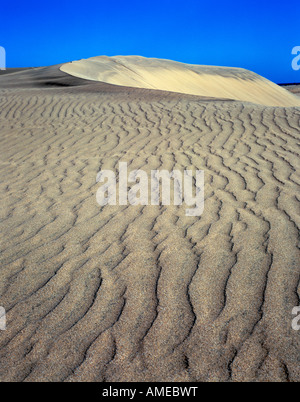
top-left (61, 56), bottom-right (300, 107)
top-left (0, 64), bottom-right (300, 382)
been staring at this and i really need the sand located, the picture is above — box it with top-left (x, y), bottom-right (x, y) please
top-left (61, 56), bottom-right (300, 107)
top-left (0, 68), bottom-right (35, 76)
top-left (0, 60), bottom-right (299, 382)
top-left (282, 84), bottom-right (300, 97)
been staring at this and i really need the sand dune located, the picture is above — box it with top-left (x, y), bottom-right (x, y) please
top-left (0, 63), bottom-right (299, 382)
top-left (283, 84), bottom-right (300, 97)
top-left (0, 68), bottom-right (35, 76)
top-left (61, 56), bottom-right (300, 107)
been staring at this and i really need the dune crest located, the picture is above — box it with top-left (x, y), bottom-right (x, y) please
top-left (61, 56), bottom-right (300, 107)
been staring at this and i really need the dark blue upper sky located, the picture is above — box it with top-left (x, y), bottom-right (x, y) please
top-left (1, 0), bottom-right (300, 83)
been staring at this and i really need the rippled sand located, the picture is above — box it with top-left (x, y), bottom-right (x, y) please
top-left (0, 63), bottom-right (299, 382)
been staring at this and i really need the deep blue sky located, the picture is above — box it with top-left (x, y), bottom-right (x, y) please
top-left (1, 0), bottom-right (300, 83)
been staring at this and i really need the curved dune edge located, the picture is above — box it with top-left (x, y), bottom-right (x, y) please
top-left (60, 56), bottom-right (300, 107)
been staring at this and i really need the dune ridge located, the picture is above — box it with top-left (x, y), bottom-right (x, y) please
top-left (0, 65), bottom-right (299, 382)
top-left (61, 56), bottom-right (300, 107)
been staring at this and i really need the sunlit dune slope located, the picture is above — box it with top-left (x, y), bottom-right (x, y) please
top-left (60, 56), bottom-right (300, 107)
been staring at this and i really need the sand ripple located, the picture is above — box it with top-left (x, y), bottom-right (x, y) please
top-left (0, 68), bottom-right (299, 382)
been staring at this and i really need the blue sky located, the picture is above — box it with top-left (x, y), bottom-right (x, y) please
top-left (1, 0), bottom-right (300, 83)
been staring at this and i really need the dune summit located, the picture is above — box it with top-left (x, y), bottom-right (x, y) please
top-left (61, 56), bottom-right (300, 107)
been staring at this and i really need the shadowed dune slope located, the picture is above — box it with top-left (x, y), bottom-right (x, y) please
top-left (0, 68), bottom-right (35, 76)
top-left (0, 65), bottom-right (300, 382)
top-left (60, 56), bottom-right (300, 107)
top-left (0, 65), bottom-right (97, 89)
top-left (283, 84), bottom-right (300, 97)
